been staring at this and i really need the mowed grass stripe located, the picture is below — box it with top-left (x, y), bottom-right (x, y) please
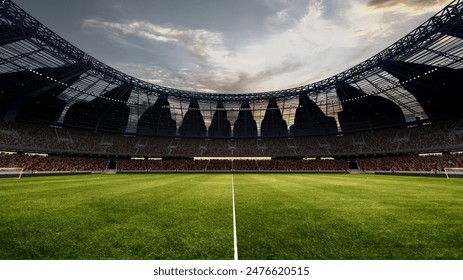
top-left (0, 174), bottom-right (234, 259)
top-left (1, 173), bottom-right (463, 260)
top-left (233, 174), bottom-right (463, 260)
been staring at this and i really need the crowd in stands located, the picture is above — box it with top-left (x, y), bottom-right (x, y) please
top-left (2, 118), bottom-right (463, 158)
top-left (1, 118), bottom-right (463, 174)
top-left (358, 153), bottom-right (463, 173)
top-left (0, 153), bottom-right (107, 172)
top-left (1, 152), bottom-right (462, 173)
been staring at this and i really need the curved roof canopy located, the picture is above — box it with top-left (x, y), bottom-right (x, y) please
top-left (1, 0), bottom-right (463, 136)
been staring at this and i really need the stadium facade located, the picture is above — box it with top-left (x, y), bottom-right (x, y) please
top-left (1, 0), bottom-right (463, 163)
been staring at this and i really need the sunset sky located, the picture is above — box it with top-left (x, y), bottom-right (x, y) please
top-left (14, 0), bottom-right (452, 93)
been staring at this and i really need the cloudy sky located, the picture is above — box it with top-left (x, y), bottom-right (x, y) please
top-left (14, 0), bottom-right (452, 93)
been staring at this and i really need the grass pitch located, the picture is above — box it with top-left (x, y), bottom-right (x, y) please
top-left (0, 173), bottom-right (462, 260)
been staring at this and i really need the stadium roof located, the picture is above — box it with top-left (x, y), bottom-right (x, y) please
top-left (1, 0), bottom-right (463, 136)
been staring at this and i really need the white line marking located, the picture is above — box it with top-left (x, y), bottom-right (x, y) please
top-left (232, 174), bottom-right (238, 260)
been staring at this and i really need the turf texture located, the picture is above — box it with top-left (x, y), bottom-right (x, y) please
top-left (0, 173), bottom-right (462, 260)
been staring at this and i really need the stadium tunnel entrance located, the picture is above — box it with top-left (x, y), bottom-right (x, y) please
top-left (349, 160), bottom-right (359, 170)
top-left (107, 160), bottom-right (117, 170)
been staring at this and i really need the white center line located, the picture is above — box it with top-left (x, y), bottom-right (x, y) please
top-left (232, 174), bottom-right (239, 260)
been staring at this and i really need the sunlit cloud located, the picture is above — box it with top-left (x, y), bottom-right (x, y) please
top-left (367, 0), bottom-right (449, 14)
top-left (83, 19), bottom-right (229, 67)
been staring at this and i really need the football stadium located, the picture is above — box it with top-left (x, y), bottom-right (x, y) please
top-left (1, 0), bottom-right (463, 262)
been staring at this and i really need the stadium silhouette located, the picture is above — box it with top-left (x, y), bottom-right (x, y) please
top-left (1, 0), bottom-right (463, 173)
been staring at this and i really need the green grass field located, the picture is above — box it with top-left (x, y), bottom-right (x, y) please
top-left (0, 173), bottom-right (462, 260)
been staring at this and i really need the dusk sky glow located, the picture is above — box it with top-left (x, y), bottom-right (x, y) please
top-left (15, 0), bottom-right (452, 93)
